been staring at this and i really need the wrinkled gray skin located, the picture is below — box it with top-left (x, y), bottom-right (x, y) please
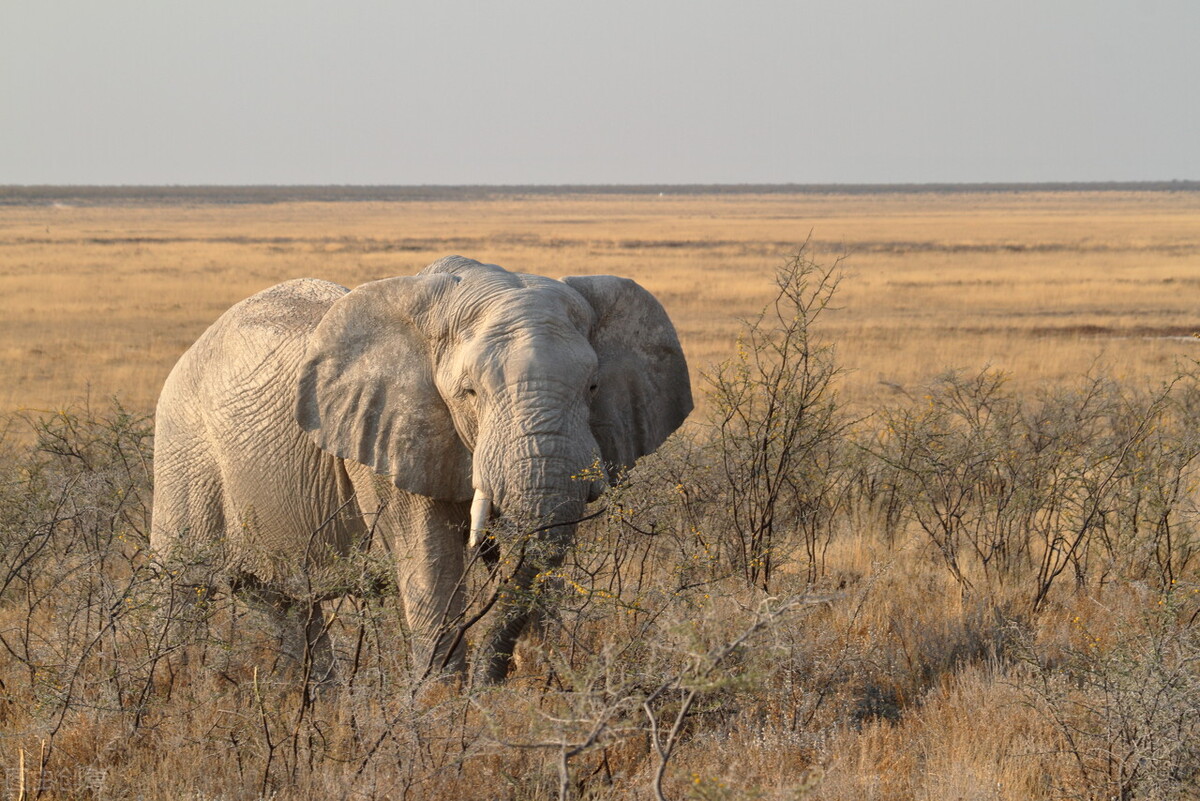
top-left (151, 256), bottom-right (692, 684)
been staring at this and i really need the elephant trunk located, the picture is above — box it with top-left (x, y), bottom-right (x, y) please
top-left (472, 431), bottom-right (600, 683)
top-left (476, 492), bottom-right (584, 684)
top-left (475, 423), bottom-right (601, 532)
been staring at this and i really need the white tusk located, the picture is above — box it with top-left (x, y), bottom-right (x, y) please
top-left (469, 490), bottom-right (492, 549)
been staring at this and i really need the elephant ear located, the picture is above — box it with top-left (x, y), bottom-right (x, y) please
top-left (295, 273), bottom-right (473, 501)
top-left (561, 275), bottom-right (693, 477)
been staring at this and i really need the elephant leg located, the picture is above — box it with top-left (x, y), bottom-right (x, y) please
top-left (232, 575), bottom-right (336, 686)
top-left (395, 495), bottom-right (470, 680)
top-left (150, 448), bottom-right (228, 668)
top-left (344, 465), bottom-right (470, 681)
top-left (300, 601), bottom-right (336, 686)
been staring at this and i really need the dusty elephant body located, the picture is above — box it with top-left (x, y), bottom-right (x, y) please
top-left (151, 256), bottom-right (692, 683)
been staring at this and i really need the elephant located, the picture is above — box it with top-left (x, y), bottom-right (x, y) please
top-left (150, 255), bottom-right (692, 685)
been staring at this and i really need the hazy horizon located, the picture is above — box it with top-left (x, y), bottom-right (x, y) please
top-left (6, 181), bottom-right (1200, 192)
top-left (4, 1), bottom-right (1198, 186)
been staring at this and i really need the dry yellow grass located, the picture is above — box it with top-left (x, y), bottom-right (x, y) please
top-left (2, 190), bottom-right (1198, 418)
top-left (2, 188), bottom-right (1200, 797)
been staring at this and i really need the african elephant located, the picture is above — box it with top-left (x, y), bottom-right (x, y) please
top-left (150, 256), bottom-right (692, 684)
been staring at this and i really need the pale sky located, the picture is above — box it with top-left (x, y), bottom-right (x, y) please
top-left (2, 1), bottom-right (1197, 185)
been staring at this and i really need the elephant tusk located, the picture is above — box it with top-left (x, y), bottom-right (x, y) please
top-left (468, 490), bottom-right (492, 549)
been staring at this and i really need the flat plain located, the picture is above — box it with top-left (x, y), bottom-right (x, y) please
top-left (3, 189), bottom-right (1199, 417)
top-left (3, 188), bottom-right (1200, 800)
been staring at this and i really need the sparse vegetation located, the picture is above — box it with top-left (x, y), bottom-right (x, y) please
top-left (3, 189), bottom-right (1200, 415)
top-left (2, 237), bottom-right (1198, 799)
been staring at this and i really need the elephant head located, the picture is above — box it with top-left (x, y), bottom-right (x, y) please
top-left (293, 256), bottom-right (692, 681)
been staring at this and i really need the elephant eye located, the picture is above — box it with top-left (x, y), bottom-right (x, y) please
top-left (463, 387), bottom-right (476, 398)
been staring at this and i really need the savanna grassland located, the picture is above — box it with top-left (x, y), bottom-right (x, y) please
top-left (3, 188), bottom-right (1199, 414)
top-left (1, 188), bottom-right (1199, 800)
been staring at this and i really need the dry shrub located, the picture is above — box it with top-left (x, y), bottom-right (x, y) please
top-left (1, 252), bottom-right (1198, 800)
top-left (1015, 581), bottom-right (1200, 800)
top-left (871, 366), bottom-right (1200, 610)
top-left (703, 244), bottom-right (851, 591)
top-left (815, 663), bottom-right (1068, 801)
